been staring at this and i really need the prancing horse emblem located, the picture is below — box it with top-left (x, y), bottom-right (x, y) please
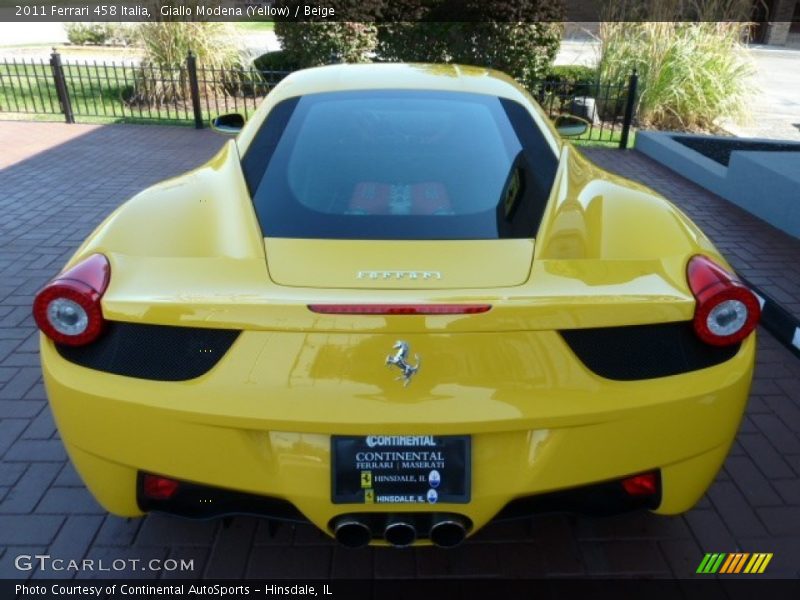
top-left (385, 341), bottom-right (420, 387)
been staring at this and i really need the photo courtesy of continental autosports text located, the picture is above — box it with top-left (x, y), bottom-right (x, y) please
top-left (15, 583), bottom-right (330, 597)
top-left (1, 0), bottom-right (800, 598)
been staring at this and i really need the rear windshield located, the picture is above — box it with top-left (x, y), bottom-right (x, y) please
top-left (242, 90), bottom-right (558, 240)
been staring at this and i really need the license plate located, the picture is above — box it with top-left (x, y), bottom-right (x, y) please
top-left (331, 435), bottom-right (470, 504)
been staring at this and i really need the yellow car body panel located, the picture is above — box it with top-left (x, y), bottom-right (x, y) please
top-left (43, 329), bottom-right (753, 528)
top-left (40, 63), bottom-right (755, 545)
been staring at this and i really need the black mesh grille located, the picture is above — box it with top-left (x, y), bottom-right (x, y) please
top-left (560, 321), bottom-right (740, 381)
top-left (56, 322), bottom-right (240, 381)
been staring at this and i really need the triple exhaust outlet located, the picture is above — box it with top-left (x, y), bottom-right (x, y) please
top-left (333, 515), bottom-right (468, 548)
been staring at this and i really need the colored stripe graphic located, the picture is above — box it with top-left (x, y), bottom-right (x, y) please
top-left (744, 554), bottom-right (760, 574)
top-left (699, 553), bottom-right (774, 574)
top-left (719, 553), bottom-right (736, 573)
top-left (697, 553), bottom-right (727, 574)
top-left (696, 553), bottom-right (714, 573)
top-left (754, 553), bottom-right (773, 574)
top-left (733, 553), bottom-right (749, 573)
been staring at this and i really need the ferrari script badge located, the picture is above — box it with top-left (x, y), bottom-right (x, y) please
top-left (386, 341), bottom-right (420, 387)
top-left (357, 271), bottom-right (442, 281)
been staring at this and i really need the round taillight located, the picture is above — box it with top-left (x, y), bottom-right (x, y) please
top-left (32, 254), bottom-right (110, 347)
top-left (687, 255), bottom-right (761, 346)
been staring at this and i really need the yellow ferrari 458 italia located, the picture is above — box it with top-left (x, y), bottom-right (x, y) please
top-left (34, 64), bottom-right (760, 548)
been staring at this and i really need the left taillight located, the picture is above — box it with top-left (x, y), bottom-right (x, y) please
top-left (32, 254), bottom-right (110, 347)
top-left (687, 255), bottom-right (761, 347)
top-left (142, 474), bottom-right (180, 500)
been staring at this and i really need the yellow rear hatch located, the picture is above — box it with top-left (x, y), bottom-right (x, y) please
top-left (264, 239), bottom-right (535, 289)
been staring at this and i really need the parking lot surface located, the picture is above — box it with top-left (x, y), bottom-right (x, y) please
top-left (0, 122), bottom-right (799, 579)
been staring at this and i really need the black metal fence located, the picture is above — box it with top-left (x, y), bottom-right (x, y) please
top-left (0, 51), bottom-right (638, 148)
top-left (0, 50), bottom-right (289, 127)
top-left (531, 72), bottom-right (638, 149)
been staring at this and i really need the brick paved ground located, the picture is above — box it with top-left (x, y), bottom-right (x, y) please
top-left (0, 123), bottom-right (798, 580)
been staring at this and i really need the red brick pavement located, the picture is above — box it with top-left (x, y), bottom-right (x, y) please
top-left (0, 123), bottom-right (798, 580)
top-left (0, 122), bottom-right (104, 170)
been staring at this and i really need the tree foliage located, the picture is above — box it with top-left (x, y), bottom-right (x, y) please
top-left (272, 0), bottom-right (564, 85)
top-left (274, 22), bottom-right (378, 67)
top-left (376, 1), bottom-right (564, 87)
top-left (273, 1), bottom-right (379, 67)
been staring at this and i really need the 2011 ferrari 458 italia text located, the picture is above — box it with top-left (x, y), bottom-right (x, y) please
top-left (34, 64), bottom-right (760, 548)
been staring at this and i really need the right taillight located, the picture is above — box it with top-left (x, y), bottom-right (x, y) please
top-left (687, 255), bottom-right (761, 346)
top-left (621, 471), bottom-right (659, 497)
top-left (32, 254), bottom-right (110, 347)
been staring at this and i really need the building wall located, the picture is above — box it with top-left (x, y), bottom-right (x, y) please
top-left (763, 0), bottom-right (799, 45)
top-left (562, 0), bottom-right (799, 47)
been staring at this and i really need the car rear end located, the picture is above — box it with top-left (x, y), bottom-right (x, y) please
top-left (38, 282), bottom-right (756, 546)
top-left (35, 65), bottom-right (759, 547)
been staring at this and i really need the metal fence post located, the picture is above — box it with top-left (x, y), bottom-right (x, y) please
top-left (619, 70), bottom-right (638, 150)
top-left (49, 49), bottom-right (74, 124)
top-left (186, 51), bottom-right (203, 129)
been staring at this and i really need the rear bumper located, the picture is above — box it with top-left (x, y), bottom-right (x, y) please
top-left (41, 330), bottom-right (755, 543)
top-left (132, 468), bottom-right (660, 543)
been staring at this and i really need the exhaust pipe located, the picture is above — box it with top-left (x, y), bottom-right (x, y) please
top-left (384, 520), bottom-right (417, 547)
top-left (333, 517), bottom-right (372, 548)
top-left (430, 517), bottom-right (467, 548)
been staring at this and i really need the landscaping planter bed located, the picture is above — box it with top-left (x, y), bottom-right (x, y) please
top-left (635, 132), bottom-right (800, 239)
top-left (673, 136), bottom-right (800, 166)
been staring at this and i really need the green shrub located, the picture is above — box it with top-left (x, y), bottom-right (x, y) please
top-left (221, 68), bottom-right (271, 99)
top-left (546, 65), bottom-right (597, 86)
top-left (65, 23), bottom-right (120, 46)
top-left (109, 24), bottom-right (139, 47)
top-left (274, 22), bottom-right (377, 68)
top-left (541, 65), bottom-right (598, 99)
top-left (597, 2), bottom-right (754, 131)
top-left (252, 50), bottom-right (298, 73)
top-left (376, 1), bottom-right (564, 88)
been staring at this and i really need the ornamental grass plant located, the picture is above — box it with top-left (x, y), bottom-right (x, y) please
top-left (597, 0), bottom-right (755, 131)
top-left (132, 4), bottom-right (242, 106)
